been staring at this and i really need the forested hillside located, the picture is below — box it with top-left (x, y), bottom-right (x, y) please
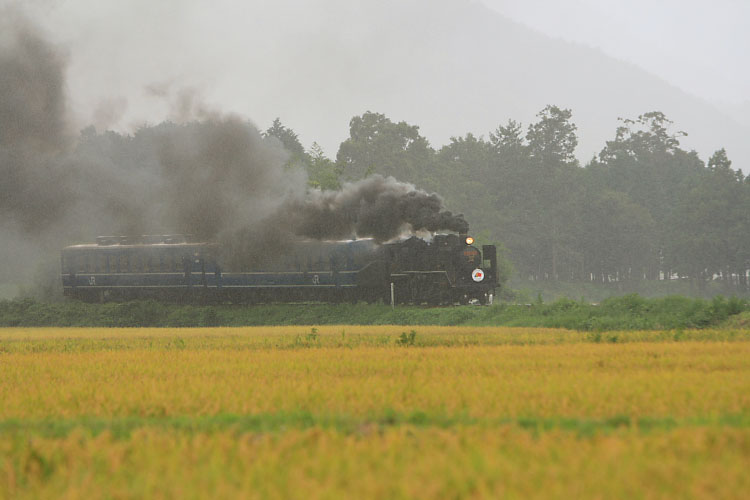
top-left (261, 108), bottom-right (749, 295)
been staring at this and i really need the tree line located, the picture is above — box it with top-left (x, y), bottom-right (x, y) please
top-left (266, 107), bottom-right (750, 293)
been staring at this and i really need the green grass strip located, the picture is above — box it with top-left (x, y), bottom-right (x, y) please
top-left (1, 294), bottom-right (748, 330)
top-left (1, 413), bottom-right (749, 439)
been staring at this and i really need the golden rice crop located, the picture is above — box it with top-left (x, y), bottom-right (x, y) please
top-left (1, 326), bottom-right (749, 499)
top-left (3, 427), bottom-right (750, 499)
top-left (1, 334), bottom-right (749, 419)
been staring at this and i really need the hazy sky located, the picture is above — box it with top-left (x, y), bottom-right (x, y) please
top-left (7, 0), bottom-right (749, 162)
top-left (481, 0), bottom-right (750, 104)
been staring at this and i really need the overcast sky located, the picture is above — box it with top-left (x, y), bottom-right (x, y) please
top-left (8, 0), bottom-right (749, 159)
top-left (480, 0), bottom-right (750, 105)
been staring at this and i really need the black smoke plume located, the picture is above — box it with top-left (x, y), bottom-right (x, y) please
top-left (0, 12), bottom-right (467, 284)
top-left (0, 10), bottom-right (72, 233)
top-left (281, 175), bottom-right (468, 241)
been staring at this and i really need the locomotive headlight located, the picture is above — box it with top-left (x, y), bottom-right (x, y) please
top-left (465, 237), bottom-right (474, 245)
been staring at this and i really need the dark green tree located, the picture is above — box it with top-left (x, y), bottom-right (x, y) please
top-left (579, 189), bottom-right (656, 282)
top-left (524, 105), bottom-right (582, 280)
top-left (666, 149), bottom-right (749, 291)
top-left (306, 143), bottom-right (341, 191)
top-left (431, 133), bottom-right (494, 231)
top-left (264, 118), bottom-right (307, 167)
top-left (526, 105), bottom-right (578, 169)
top-left (336, 112), bottom-right (433, 182)
top-left (595, 111), bottom-right (702, 280)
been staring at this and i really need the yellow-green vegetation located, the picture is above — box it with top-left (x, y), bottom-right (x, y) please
top-left (1, 326), bottom-right (750, 498)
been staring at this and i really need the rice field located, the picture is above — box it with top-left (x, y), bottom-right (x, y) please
top-left (1, 326), bottom-right (749, 498)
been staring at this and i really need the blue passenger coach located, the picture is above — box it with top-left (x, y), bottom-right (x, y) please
top-left (61, 234), bottom-right (498, 304)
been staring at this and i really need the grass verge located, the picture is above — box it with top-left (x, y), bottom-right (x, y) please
top-left (0, 294), bottom-right (747, 330)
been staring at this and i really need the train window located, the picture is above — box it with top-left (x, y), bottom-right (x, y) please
top-left (119, 254), bottom-right (129, 273)
top-left (161, 254), bottom-right (171, 272)
top-left (108, 254), bottom-right (117, 273)
top-left (142, 254), bottom-right (150, 273)
top-left (77, 255), bottom-right (86, 273)
top-left (96, 254), bottom-right (106, 273)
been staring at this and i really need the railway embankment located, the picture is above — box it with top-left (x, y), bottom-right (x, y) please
top-left (0, 294), bottom-right (746, 331)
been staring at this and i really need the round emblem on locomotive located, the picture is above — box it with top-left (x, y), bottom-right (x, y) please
top-left (471, 268), bottom-right (484, 282)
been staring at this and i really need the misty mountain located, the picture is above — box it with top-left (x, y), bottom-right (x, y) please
top-left (32, 0), bottom-right (747, 166)
top-left (190, 0), bottom-right (747, 167)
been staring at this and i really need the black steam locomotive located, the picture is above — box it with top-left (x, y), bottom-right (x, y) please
top-left (61, 233), bottom-right (498, 305)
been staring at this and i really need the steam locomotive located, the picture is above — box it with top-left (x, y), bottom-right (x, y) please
top-left (61, 233), bottom-right (498, 305)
